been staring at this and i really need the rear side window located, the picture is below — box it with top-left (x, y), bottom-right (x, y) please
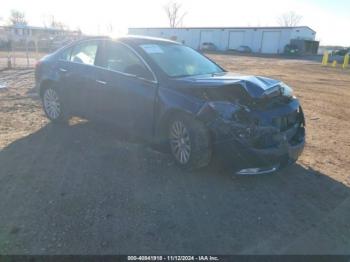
top-left (59, 47), bottom-right (72, 61)
top-left (70, 41), bottom-right (98, 65)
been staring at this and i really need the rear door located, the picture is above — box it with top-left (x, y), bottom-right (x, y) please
top-left (57, 40), bottom-right (99, 116)
top-left (94, 41), bottom-right (158, 138)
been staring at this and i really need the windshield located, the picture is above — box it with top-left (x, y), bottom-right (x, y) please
top-left (139, 43), bottom-right (224, 77)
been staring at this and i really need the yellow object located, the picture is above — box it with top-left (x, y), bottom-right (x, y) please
top-left (322, 51), bottom-right (329, 66)
top-left (332, 61), bottom-right (337, 67)
top-left (343, 54), bottom-right (349, 69)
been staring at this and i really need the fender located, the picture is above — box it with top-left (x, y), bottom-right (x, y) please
top-left (37, 60), bottom-right (62, 96)
top-left (154, 86), bottom-right (206, 139)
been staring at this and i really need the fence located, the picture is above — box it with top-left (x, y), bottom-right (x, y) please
top-left (0, 35), bottom-right (79, 70)
top-left (0, 42), bottom-right (49, 70)
top-left (0, 51), bottom-right (42, 70)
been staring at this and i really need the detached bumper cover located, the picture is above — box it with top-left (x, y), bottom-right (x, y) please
top-left (236, 165), bottom-right (280, 175)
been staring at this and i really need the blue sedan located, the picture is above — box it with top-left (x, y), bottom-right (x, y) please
top-left (35, 36), bottom-right (305, 175)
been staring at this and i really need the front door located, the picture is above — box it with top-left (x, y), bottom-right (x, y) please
top-left (94, 41), bottom-right (158, 138)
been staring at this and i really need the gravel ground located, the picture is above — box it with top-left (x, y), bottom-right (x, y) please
top-left (0, 54), bottom-right (350, 254)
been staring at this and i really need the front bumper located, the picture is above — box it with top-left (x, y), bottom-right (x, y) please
top-left (205, 100), bottom-right (306, 175)
top-left (214, 127), bottom-right (305, 175)
top-left (198, 98), bottom-right (305, 175)
top-left (238, 132), bottom-right (305, 174)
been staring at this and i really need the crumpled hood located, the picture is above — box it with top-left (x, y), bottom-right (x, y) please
top-left (169, 72), bottom-right (284, 100)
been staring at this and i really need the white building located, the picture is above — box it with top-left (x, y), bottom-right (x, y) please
top-left (0, 24), bottom-right (82, 50)
top-left (128, 26), bottom-right (318, 54)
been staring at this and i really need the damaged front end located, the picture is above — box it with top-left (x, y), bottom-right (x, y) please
top-left (196, 87), bottom-right (305, 175)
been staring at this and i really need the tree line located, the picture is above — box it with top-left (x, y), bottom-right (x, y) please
top-left (2, 4), bottom-right (303, 31)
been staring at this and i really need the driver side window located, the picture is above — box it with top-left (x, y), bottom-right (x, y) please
top-left (98, 41), bottom-right (154, 81)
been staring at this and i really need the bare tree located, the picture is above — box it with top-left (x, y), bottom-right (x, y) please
top-left (277, 11), bottom-right (302, 27)
top-left (9, 10), bottom-right (27, 25)
top-left (41, 15), bottom-right (68, 30)
top-left (75, 27), bottom-right (82, 35)
top-left (50, 16), bottom-right (69, 30)
top-left (163, 1), bottom-right (187, 28)
top-left (106, 22), bottom-right (114, 34)
top-left (41, 15), bottom-right (48, 28)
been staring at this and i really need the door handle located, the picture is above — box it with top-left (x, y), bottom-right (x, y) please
top-left (96, 80), bottom-right (107, 85)
top-left (59, 68), bottom-right (68, 73)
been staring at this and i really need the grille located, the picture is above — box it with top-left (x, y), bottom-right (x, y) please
top-left (272, 110), bottom-right (298, 131)
top-left (250, 96), bottom-right (292, 110)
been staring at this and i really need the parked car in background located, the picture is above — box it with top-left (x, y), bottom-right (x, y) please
top-left (284, 44), bottom-right (299, 55)
top-left (332, 49), bottom-right (350, 56)
top-left (35, 36), bottom-right (305, 175)
top-left (329, 48), bottom-right (350, 63)
top-left (200, 42), bottom-right (217, 51)
top-left (233, 45), bottom-right (252, 53)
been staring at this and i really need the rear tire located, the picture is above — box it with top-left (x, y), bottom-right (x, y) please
top-left (41, 87), bottom-right (68, 124)
top-left (168, 114), bottom-right (212, 170)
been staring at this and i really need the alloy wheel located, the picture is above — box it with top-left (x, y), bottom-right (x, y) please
top-left (169, 120), bottom-right (191, 164)
top-left (43, 88), bottom-right (61, 120)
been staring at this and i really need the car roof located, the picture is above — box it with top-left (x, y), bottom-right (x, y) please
top-left (117, 35), bottom-right (180, 45)
top-left (70, 35), bottom-right (180, 47)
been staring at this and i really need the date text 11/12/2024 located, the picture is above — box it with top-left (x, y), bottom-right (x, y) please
top-left (127, 255), bottom-right (220, 261)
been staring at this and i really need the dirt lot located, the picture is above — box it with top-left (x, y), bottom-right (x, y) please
top-left (0, 55), bottom-right (350, 254)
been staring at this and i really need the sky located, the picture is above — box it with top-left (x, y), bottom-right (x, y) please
top-left (0, 0), bottom-right (349, 46)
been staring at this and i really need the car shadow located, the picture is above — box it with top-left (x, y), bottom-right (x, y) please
top-left (0, 121), bottom-right (349, 254)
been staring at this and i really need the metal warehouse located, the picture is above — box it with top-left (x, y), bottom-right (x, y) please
top-left (128, 26), bottom-right (318, 54)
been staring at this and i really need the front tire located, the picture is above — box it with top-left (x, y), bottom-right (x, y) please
top-left (42, 87), bottom-right (67, 124)
top-left (168, 114), bottom-right (212, 170)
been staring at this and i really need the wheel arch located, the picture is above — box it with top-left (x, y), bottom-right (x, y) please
top-left (161, 107), bottom-right (213, 169)
top-left (156, 108), bottom-right (195, 142)
top-left (155, 87), bottom-right (206, 141)
top-left (39, 79), bottom-right (58, 98)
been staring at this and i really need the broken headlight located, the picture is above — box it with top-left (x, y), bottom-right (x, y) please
top-left (280, 82), bottom-right (294, 98)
